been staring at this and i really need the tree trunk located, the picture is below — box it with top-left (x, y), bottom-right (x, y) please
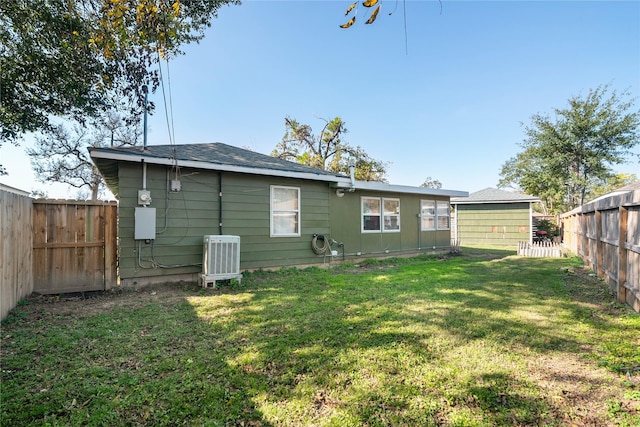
top-left (91, 184), bottom-right (99, 201)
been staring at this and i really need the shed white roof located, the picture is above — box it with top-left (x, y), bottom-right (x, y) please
top-left (451, 187), bottom-right (539, 204)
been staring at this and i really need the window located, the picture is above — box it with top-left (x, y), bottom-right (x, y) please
top-left (271, 186), bottom-right (300, 236)
top-left (421, 200), bottom-right (450, 230)
top-left (421, 200), bottom-right (436, 230)
top-left (383, 198), bottom-right (400, 231)
top-left (437, 201), bottom-right (450, 230)
top-left (362, 197), bottom-right (400, 233)
top-left (362, 197), bottom-right (381, 232)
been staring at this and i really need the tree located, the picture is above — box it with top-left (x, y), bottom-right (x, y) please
top-left (271, 116), bottom-right (389, 182)
top-left (590, 173), bottom-right (638, 199)
top-left (27, 112), bottom-right (141, 200)
top-left (1, 0), bottom-right (239, 171)
top-left (499, 85), bottom-right (639, 214)
top-left (420, 177), bottom-right (442, 189)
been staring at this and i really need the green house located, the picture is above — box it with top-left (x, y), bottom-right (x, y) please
top-left (451, 188), bottom-right (540, 246)
top-left (90, 143), bottom-right (467, 285)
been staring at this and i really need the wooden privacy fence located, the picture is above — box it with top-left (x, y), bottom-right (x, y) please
top-left (33, 200), bottom-right (118, 294)
top-left (2, 193), bottom-right (119, 320)
top-left (517, 241), bottom-right (564, 258)
top-left (1, 187), bottom-right (33, 321)
top-left (561, 185), bottom-right (640, 313)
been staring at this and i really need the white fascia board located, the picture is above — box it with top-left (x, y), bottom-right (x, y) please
top-left (451, 198), bottom-right (540, 204)
top-left (90, 150), bottom-right (351, 184)
top-left (0, 183), bottom-right (32, 197)
top-left (334, 180), bottom-right (468, 198)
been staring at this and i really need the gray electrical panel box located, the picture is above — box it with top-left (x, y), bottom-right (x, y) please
top-left (135, 207), bottom-right (156, 240)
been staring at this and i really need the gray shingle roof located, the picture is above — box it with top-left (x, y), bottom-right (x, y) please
top-left (451, 187), bottom-right (539, 204)
top-left (89, 142), bottom-right (469, 198)
top-left (90, 142), bottom-right (346, 178)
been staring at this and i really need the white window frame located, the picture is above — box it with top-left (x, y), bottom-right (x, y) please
top-left (270, 185), bottom-right (301, 237)
top-left (437, 201), bottom-right (451, 230)
top-left (421, 200), bottom-right (450, 231)
top-left (362, 197), bottom-right (401, 233)
top-left (420, 200), bottom-right (436, 231)
top-left (382, 198), bottom-right (401, 232)
top-left (361, 197), bottom-right (381, 233)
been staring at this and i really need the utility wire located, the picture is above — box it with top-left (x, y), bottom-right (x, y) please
top-left (157, 52), bottom-right (180, 177)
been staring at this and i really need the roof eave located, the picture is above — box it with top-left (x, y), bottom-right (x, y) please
top-left (334, 181), bottom-right (468, 197)
top-left (451, 198), bottom-right (540, 204)
top-left (89, 149), bottom-right (349, 184)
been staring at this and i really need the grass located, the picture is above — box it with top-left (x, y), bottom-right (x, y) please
top-left (1, 247), bottom-right (639, 426)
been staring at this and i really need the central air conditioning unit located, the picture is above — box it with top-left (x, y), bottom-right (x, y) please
top-left (201, 235), bottom-right (242, 289)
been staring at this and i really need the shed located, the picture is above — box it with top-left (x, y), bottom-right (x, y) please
top-left (90, 143), bottom-right (468, 285)
top-left (451, 188), bottom-right (540, 246)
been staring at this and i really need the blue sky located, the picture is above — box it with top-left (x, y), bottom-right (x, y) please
top-left (1, 0), bottom-right (639, 198)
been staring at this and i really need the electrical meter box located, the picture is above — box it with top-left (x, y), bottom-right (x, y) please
top-left (135, 207), bottom-right (156, 240)
top-left (138, 189), bottom-right (152, 205)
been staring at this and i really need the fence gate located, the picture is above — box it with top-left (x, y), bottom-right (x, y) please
top-left (32, 200), bottom-right (117, 294)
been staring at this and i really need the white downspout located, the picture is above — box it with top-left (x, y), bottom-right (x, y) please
top-left (142, 161), bottom-right (147, 190)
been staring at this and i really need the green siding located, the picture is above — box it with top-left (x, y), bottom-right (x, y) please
top-left (329, 191), bottom-right (452, 257)
top-left (116, 162), bottom-right (454, 279)
top-left (117, 164), bottom-right (334, 278)
top-left (118, 164), bottom-right (219, 280)
top-left (218, 174), bottom-right (331, 269)
top-left (456, 202), bottom-right (531, 246)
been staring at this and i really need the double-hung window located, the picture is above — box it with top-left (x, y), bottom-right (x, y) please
top-left (421, 200), bottom-right (450, 230)
top-left (271, 186), bottom-right (300, 237)
top-left (362, 197), bottom-right (381, 232)
top-left (437, 201), bottom-right (450, 229)
top-left (383, 198), bottom-right (400, 231)
top-left (421, 200), bottom-right (436, 230)
top-left (362, 197), bottom-right (401, 233)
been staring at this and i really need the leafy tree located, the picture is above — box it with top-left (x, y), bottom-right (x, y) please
top-left (590, 173), bottom-right (638, 199)
top-left (420, 177), bottom-right (442, 189)
top-left (27, 112), bottom-right (141, 200)
top-left (1, 0), bottom-right (239, 172)
top-left (499, 85), bottom-right (639, 214)
top-left (272, 116), bottom-right (389, 182)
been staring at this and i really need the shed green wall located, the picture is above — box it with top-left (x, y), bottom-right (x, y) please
top-left (455, 202), bottom-right (531, 246)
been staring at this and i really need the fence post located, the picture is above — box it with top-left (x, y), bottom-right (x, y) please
top-left (104, 204), bottom-right (117, 289)
top-left (595, 209), bottom-right (604, 278)
top-left (617, 205), bottom-right (628, 304)
top-left (580, 212), bottom-right (587, 261)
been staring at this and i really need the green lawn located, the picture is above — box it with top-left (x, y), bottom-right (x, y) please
top-left (2, 247), bottom-right (639, 426)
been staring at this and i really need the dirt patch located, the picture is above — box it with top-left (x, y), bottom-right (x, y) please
top-left (18, 281), bottom-right (206, 319)
top-left (334, 253), bottom-right (458, 275)
top-left (562, 266), bottom-right (631, 316)
top-left (529, 353), bottom-right (639, 426)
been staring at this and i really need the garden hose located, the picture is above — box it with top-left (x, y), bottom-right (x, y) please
top-left (311, 234), bottom-right (330, 255)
